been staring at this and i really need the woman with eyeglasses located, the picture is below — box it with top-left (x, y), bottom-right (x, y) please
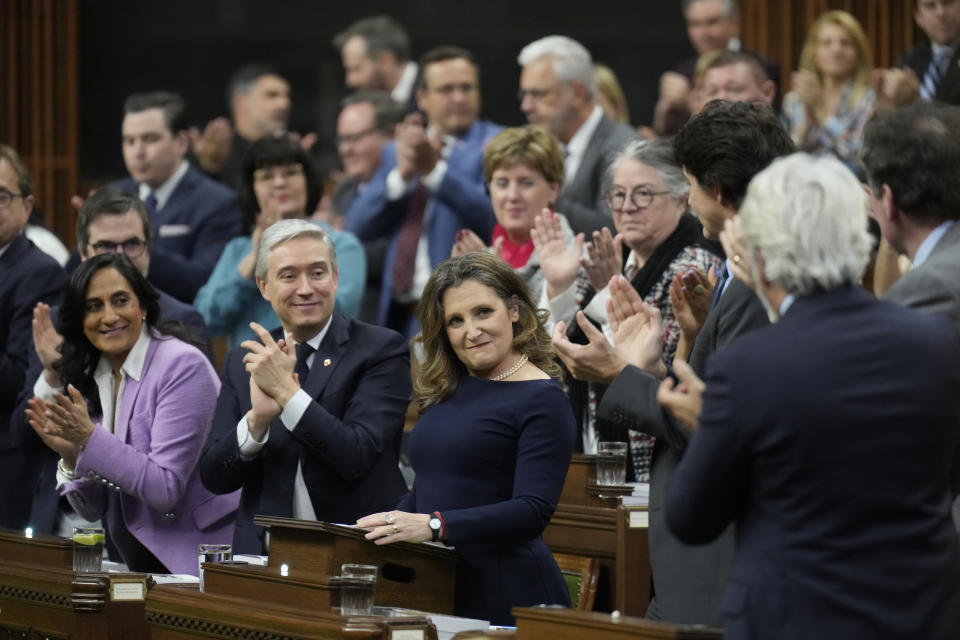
top-left (24, 253), bottom-right (238, 574)
top-left (534, 137), bottom-right (721, 481)
top-left (451, 125), bottom-right (577, 303)
top-left (193, 136), bottom-right (365, 349)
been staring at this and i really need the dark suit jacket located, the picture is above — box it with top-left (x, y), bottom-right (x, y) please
top-left (111, 164), bottom-right (244, 303)
top-left (199, 312), bottom-right (411, 554)
top-left (599, 276), bottom-right (768, 625)
top-left (556, 113), bottom-right (637, 236)
top-left (0, 234), bottom-right (66, 529)
top-left (10, 291), bottom-right (208, 535)
top-left (903, 41), bottom-right (960, 105)
top-left (344, 119), bottom-right (501, 331)
top-left (668, 287), bottom-right (960, 640)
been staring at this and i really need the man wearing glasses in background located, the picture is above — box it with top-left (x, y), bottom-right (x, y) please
top-left (345, 46), bottom-right (501, 337)
top-left (0, 144), bottom-right (66, 531)
top-left (11, 187), bottom-right (208, 541)
top-left (518, 35), bottom-right (637, 236)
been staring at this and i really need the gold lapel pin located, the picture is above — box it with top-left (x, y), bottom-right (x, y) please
top-left (323, 358), bottom-right (332, 367)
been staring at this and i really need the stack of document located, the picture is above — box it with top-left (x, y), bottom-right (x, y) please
top-left (621, 482), bottom-right (650, 506)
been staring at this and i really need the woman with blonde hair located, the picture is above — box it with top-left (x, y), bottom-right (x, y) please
top-left (358, 252), bottom-right (575, 625)
top-left (595, 63), bottom-right (631, 125)
top-left (782, 10), bottom-right (875, 169)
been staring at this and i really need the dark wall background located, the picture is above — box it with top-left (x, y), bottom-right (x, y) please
top-left (79, 0), bottom-right (692, 183)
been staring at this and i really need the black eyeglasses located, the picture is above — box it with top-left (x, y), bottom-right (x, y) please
top-left (90, 238), bottom-right (147, 258)
top-left (604, 188), bottom-right (671, 211)
top-left (0, 190), bottom-right (24, 210)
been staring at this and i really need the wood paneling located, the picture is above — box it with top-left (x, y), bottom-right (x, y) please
top-left (1, 0), bottom-right (79, 247)
top-left (740, 0), bottom-right (918, 91)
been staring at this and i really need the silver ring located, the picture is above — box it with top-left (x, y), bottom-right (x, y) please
top-left (384, 513), bottom-right (394, 524)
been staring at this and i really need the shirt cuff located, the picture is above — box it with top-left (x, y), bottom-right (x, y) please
top-left (547, 282), bottom-right (580, 329)
top-left (584, 285), bottom-right (611, 324)
top-left (237, 415), bottom-right (269, 460)
top-left (280, 388), bottom-right (312, 432)
top-left (55, 458), bottom-right (76, 489)
top-left (33, 372), bottom-right (58, 401)
top-left (420, 159), bottom-right (448, 191)
top-left (386, 168), bottom-right (408, 201)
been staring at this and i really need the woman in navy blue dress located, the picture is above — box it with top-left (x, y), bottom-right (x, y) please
top-left (358, 252), bottom-right (576, 624)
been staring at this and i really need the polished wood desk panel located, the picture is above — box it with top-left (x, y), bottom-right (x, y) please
top-left (0, 529), bottom-right (149, 639)
top-left (512, 607), bottom-right (722, 640)
top-left (146, 584), bottom-right (438, 640)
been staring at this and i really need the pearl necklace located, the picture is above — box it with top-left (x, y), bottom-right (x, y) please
top-left (490, 354), bottom-right (528, 381)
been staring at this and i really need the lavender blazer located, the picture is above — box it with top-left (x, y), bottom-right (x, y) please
top-left (61, 335), bottom-right (239, 575)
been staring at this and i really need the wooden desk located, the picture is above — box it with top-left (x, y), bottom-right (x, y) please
top-left (512, 607), bottom-right (722, 640)
top-left (0, 529), bottom-right (149, 639)
top-left (544, 456), bottom-right (650, 615)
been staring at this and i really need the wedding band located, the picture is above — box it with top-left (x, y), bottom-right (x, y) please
top-left (693, 284), bottom-right (706, 296)
top-left (384, 513), bottom-right (394, 524)
top-left (733, 254), bottom-right (742, 264)
top-left (392, 525), bottom-right (399, 535)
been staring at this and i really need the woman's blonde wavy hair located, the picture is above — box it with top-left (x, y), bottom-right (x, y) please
top-left (413, 252), bottom-right (561, 411)
top-left (799, 10), bottom-right (873, 106)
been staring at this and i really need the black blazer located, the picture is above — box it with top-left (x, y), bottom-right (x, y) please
top-left (668, 287), bottom-right (960, 639)
top-left (199, 312), bottom-right (411, 553)
top-left (903, 41), bottom-right (960, 105)
top-left (0, 234), bottom-right (65, 529)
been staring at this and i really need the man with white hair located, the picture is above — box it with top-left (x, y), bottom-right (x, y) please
top-left (661, 153), bottom-right (960, 639)
top-left (518, 35), bottom-right (636, 235)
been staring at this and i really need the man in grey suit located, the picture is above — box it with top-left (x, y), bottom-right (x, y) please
top-left (517, 36), bottom-right (636, 235)
top-left (553, 101), bottom-right (793, 625)
top-left (862, 101), bottom-right (960, 529)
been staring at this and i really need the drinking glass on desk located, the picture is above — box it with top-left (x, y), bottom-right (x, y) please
top-left (596, 441), bottom-right (628, 485)
top-left (72, 527), bottom-right (104, 573)
top-left (340, 563), bottom-right (377, 615)
top-left (198, 543), bottom-right (232, 592)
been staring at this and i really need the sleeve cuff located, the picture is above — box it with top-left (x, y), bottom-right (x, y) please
top-left (280, 388), bottom-right (312, 432)
top-left (547, 282), bottom-right (580, 329)
top-left (420, 159), bottom-right (448, 192)
top-left (386, 168), bottom-right (409, 201)
top-left (33, 372), bottom-right (58, 401)
top-left (237, 415), bottom-right (269, 459)
top-left (583, 285), bottom-right (611, 325)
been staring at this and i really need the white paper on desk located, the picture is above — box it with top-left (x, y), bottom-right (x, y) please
top-left (151, 574), bottom-right (200, 584)
top-left (427, 613), bottom-right (490, 640)
top-left (233, 554), bottom-right (268, 566)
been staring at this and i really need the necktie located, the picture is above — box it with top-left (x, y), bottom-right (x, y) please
top-left (921, 48), bottom-right (952, 101)
top-left (294, 342), bottom-right (313, 387)
top-left (392, 183), bottom-right (429, 295)
top-left (708, 265), bottom-right (728, 311)
top-left (145, 192), bottom-right (158, 214)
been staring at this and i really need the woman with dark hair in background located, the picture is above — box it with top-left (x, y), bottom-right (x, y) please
top-left (25, 253), bottom-right (237, 574)
top-left (193, 135), bottom-right (365, 348)
top-left (357, 252), bottom-right (575, 625)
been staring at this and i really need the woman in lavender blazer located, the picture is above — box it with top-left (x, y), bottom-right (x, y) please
top-left (25, 253), bottom-right (238, 575)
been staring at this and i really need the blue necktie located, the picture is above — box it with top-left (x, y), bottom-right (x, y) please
top-left (921, 48), bottom-right (952, 101)
top-left (145, 192), bottom-right (158, 214)
top-left (709, 265), bottom-right (729, 311)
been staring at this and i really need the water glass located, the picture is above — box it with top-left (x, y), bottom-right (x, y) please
top-left (596, 441), bottom-right (628, 485)
top-left (340, 563), bottom-right (377, 615)
top-left (198, 543), bottom-right (232, 591)
top-left (72, 527), bottom-right (104, 573)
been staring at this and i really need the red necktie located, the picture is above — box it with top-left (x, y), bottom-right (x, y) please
top-left (392, 184), bottom-right (429, 295)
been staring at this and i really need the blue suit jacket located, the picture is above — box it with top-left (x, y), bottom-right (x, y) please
top-left (0, 234), bottom-right (66, 529)
top-left (11, 291), bottom-right (208, 536)
top-left (199, 312), bottom-right (411, 554)
top-left (111, 164), bottom-right (244, 303)
top-left (344, 119), bottom-right (501, 329)
top-left (668, 287), bottom-right (960, 639)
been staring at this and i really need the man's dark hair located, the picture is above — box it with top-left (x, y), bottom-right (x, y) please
top-left (341, 91), bottom-right (404, 134)
top-left (703, 49), bottom-right (769, 84)
top-left (416, 46), bottom-right (478, 90)
top-left (76, 187), bottom-right (152, 254)
top-left (237, 135), bottom-right (321, 231)
top-left (674, 100), bottom-right (794, 209)
top-left (227, 63), bottom-right (284, 107)
top-left (332, 15), bottom-right (411, 63)
top-left (123, 91), bottom-right (188, 135)
top-left (861, 102), bottom-right (960, 223)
